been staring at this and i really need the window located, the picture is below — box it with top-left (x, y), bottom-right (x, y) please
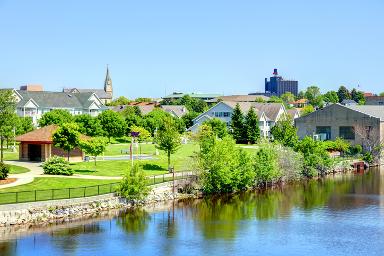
top-left (223, 112), bottom-right (230, 117)
top-left (316, 126), bottom-right (331, 140)
top-left (339, 126), bottom-right (355, 140)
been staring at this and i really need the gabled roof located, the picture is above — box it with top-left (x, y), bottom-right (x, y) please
top-left (160, 105), bottom-right (188, 118)
top-left (346, 105), bottom-right (384, 121)
top-left (286, 108), bottom-right (300, 119)
top-left (63, 88), bottom-right (112, 99)
top-left (16, 90), bottom-right (103, 109)
top-left (163, 93), bottom-right (221, 99)
top-left (212, 95), bottom-right (270, 103)
top-left (16, 125), bottom-right (89, 143)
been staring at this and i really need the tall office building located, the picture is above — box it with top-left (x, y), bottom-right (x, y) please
top-left (265, 69), bottom-right (298, 96)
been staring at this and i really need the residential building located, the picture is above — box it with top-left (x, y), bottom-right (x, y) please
top-left (63, 66), bottom-right (113, 104)
top-left (14, 89), bottom-right (107, 126)
top-left (341, 99), bottom-right (358, 106)
top-left (162, 92), bottom-right (221, 102)
top-left (265, 69), bottom-right (298, 96)
top-left (188, 101), bottom-right (287, 138)
top-left (111, 104), bottom-right (188, 118)
top-left (160, 105), bottom-right (188, 118)
top-left (295, 103), bottom-right (384, 149)
top-left (365, 96), bottom-right (384, 105)
top-left (16, 125), bottom-right (87, 161)
top-left (289, 98), bottom-right (309, 108)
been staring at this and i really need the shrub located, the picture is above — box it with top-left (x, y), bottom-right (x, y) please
top-left (348, 144), bottom-right (363, 156)
top-left (253, 145), bottom-right (280, 185)
top-left (42, 156), bottom-right (73, 176)
top-left (362, 152), bottom-right (374, 164)
top-left (0, 162), bottom-right (10, 180)
top-left (117, 164), bottom-right (150, 200)
top-left (275, 145), bottom-right (303, 182)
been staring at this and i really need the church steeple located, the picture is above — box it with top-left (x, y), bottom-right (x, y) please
top-left (104, 65), bottom-right (113, 96)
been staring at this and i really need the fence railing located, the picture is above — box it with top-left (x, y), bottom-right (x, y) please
top-left (0, 171), bottom-right (193, 205)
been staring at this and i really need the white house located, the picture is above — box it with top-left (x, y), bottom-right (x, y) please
top-left (188, 101), bottom-right (288, 138)
top-left (13, 89), bottom-right (107, 126)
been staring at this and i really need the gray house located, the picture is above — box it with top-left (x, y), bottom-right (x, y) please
top-left (295, 103), bottom-right (384, 148)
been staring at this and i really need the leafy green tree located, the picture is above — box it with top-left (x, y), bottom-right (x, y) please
top-left (15, 117), bottom-right (34, 135)
top-left (351, 88), bottom-right (365, 104)
top-left (97, 110), bottom-right (127, 142)
top-left (135, 97), bottom-right (152, 102)
top-left (130, 126), bottom-right (151, 142)
top-left (53, 123), bottom-right (81, 161)
top-left (253, 146), bottom-right (280, 185)
top-left (268, 96), bottom-right (283, 103)
top-left (199, 136), bottom-right (254, 193)
top-left (117, 164), bottom-right (150, 200)
top-left (106, 96), bottom-right (131, 106)
top-left (337, 86), bottom-right (351, 103)
top-left (305, 86), bottom-right (323, 107)
top-left (142, 108), bottom-right (171, 135)
top-left (255, 97), bottom-right (266, 103)
top-left (270, 115), bottom-right (298, 147)
top-left (301, 105), bottom-right (315, 116)
top-left (0, 89), bottom-right (17, 162)
top-left (39, 109), bottom-right (73, 127)
top-left (297, 91), bottom-right (305, 100)
top-left (155, 117), bottom-right (181, 169)
top-left (230, 103), bottom-right (245, 143)
top-left (203, 118), bottom-right (228, 139)
top-left (181, 111), bottom-right (199, 129)
top-left (79, 137), bottom-right (108, 165)
top-left (380, 92), bottom-right (384, 97)
top-left (244, 107), bottom-right (260, 144)
top-left (280, 92), bottom-right (295, 103)
top-left (323, 91), bottom-right (339, 104)
top-left (74, 114), bottom-right (103, 137)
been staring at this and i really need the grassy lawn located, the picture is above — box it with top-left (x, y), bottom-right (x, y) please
top-left (3, 152), bottom-right (19, 161)
top-left (104, 143), bottom-right (157, 156)
top-left (8, 164), bottom-right (30, 174)
top-left (72, 143), bottom-right (199, 177)
top-left (0, 177), bottom-right (118, 204)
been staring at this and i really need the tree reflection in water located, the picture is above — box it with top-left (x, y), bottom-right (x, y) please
top-left (0, 241), bottom-right (16, 256)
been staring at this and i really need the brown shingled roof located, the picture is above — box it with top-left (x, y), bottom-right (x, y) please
top-left (16, 125), bottom-right (89, 143)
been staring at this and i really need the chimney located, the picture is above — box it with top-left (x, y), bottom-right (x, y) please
top-left (273, 69), bottom-right (278, 76)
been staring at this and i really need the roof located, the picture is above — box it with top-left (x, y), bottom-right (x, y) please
top-left (63, 88), bottom-right (112, 99)
top-left (346, 105), bottom-right (384, 121)
top-left (163, 93), bottom-right (221, 99)
top-left (160, 105), bottom-right (188, 118)
top-left (16, 90), bottom-right (103, 109)
top-left (16, 125), bottom-right (90, 143)
top-left (341, 99), bottom-right (357, 104)
top-left (290, 98), bottom-right (308, 104)
top-left (286, 108), bottom-right (300, 119)
top-left (212, 95), bottom-right (270, 103)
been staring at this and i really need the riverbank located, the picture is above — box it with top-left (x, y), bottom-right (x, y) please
top-left (0, 178), bottom-right (197, 227)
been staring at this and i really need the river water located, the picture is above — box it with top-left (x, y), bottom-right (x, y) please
top-left (1, 169), bottom-right (384, 256)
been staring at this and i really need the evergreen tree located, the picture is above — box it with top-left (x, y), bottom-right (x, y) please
top-left (337, 86), bottom-right (351, 103)
top-left (230, 104), bottom-right (245, 143)
top-left (244, 107), bottom-right (260, 144)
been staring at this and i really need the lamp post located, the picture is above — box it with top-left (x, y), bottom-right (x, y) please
top-left (130, 132), bottom-right (140, 167)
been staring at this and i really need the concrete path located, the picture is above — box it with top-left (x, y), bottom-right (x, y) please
top-left (0, 161), bottom-right (192, 189)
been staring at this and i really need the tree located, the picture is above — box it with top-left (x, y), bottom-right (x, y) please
top-left (0, 90), bottom-right (17, 162)
top-left (280, 92), bottom-right (295, 103)
top-left (74, 114), bottom-right (103, 137)
top-left (155, 117), bottom-right (181, 170)
top-left (297, 91), bottom-right (305, 100)
top-left (270, 115), bottom-right (298, 148)
top-left (106, 96), bottom-right (131, 106)
top-left (130, 126), bottom-right (151, 142)
top-left (244, 107), bottom-right (260, 144)
top-left (39, 109), bottom-right (73, 127)
top-left (53, 123), bottom-right (81, 161)
top-left (268, 96), bottom-right (283, 103)
top-left (181, 111), bottom-right (199, 129)
top-left (135, 97), bottom-right (152, 102)
top-left (323, 91), bottom-right (339, 104)
top-left (351, 88), bottom-right (365, 104)
top-left (230, 103), bottom-right (245, 143)
top-left (337, 86), bottom-right (351, 103)
top-left (254, 146), bottom-right (280, 185)
top-left (301, 105), bottom-right (315, 116)
top-left (203, 118), bottom-right (228, 139)
top-left (380, 92), bottom-right (384, 97)
top-left (97, 110), bottom-right (127, 142)
top-left (305, 86), bottom-right (323, 107)
top-left (79, 137), bottom-right (108, 166)
top-left (117, 164), bottom-right (150, 200)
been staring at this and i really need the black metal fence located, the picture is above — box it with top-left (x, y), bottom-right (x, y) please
top-left (0, 171), bottom-right (192, 205)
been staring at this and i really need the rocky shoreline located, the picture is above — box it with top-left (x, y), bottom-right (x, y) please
top-left (0, 179), bottom-right (197, 227)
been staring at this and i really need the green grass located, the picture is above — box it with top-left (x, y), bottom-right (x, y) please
top-left (0, 177), bottom-right (118, 204)
top-left (8, 164), bottom-right (30, 174)
top-left (104, 143), bottom-right (157, 156)
top-left (73, 143), bottom-right (199, 177)
top-left (2, 152), bottom-right (19, 161)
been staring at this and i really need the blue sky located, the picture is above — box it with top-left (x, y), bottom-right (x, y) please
top-left (1, 0), bottom-right (383, 98)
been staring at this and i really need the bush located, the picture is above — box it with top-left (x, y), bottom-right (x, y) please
top-left (362, 152), bottom-right (374, 164)
top-left (0, 162), bottom-right (10, 180)
top-left (117, 164), bottom-right (150, 200)
top-left (348, 144), bottom-right (363, 156)
top-left (275, 145), bottom-right (303, 182)
top-left (253, 145), bottom-right (280, 185)
top-left (42, 156), bottom-right (73, 176)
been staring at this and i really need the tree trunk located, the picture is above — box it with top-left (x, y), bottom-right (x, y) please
top-left (67, 150), bottom-right (70, 161)
top-left (0, 137), bottom-right (3, 163)
top-left (168, 151), bottom-right (171, 170)
top-left (94, 156), bottom-right (97, 166)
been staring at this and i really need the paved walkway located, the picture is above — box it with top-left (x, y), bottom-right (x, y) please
top-left (0, 161), bottom-right (192, 189)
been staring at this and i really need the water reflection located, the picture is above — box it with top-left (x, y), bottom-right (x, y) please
top-left (1, 168), bottom-right (383, 256)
